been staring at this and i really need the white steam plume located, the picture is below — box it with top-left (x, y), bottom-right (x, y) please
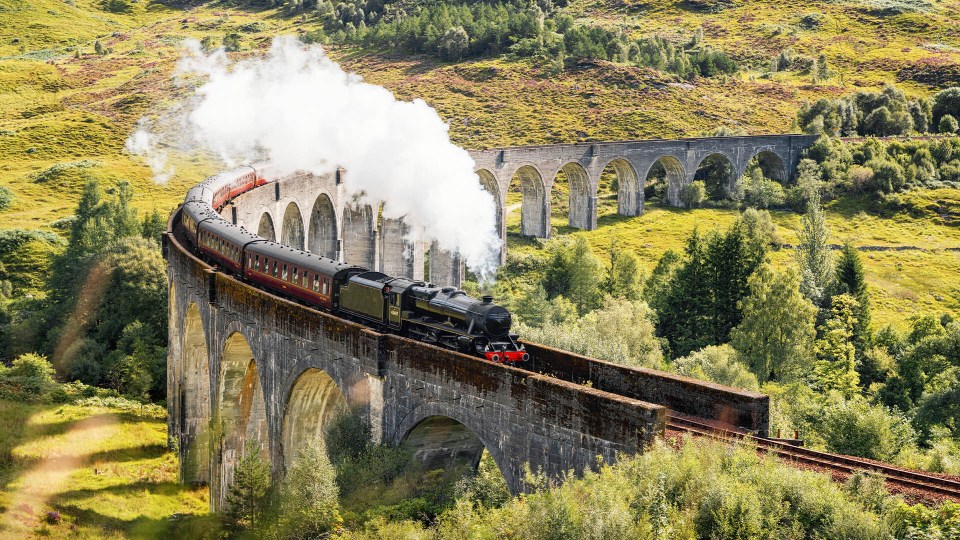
top-left (125, 119), bottom-right (174, 184)
top-left (128, 36), bottom-right (500, 277)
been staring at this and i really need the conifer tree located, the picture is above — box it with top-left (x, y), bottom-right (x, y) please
top-left (225, 442), bottom-right (271, 533)
top-left (795, 192), bottom-right (833, 307)
top-left (656, 230), bottom-right (711, 357)
top-left (833, 242), bottom-right (871, 363)
top-left (543, 236), bottom-right (601, 315)
top-left (269, 439), bottom-right (341, 538)
top-left (705, 220), bottom-right (766, 344)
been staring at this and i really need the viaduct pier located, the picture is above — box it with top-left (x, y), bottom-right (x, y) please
top-left (166, 136), bottom-right (794, 509)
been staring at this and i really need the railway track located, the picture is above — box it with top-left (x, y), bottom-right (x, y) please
top-left (666, 414), bottom-right (960, 502)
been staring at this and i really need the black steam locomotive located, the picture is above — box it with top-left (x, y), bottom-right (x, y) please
top-left (178, 165), bottom-right (527, 363)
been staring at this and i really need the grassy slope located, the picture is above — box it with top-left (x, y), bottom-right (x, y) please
top-left (0, 1), bottom-right (959, 316)
top-left (0, 399), bottom-right (209, 538)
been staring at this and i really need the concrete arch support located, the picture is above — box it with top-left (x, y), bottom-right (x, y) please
top-left (476, 169), bottom-right (505, 264)
top-left (381, 218), bottom-right (423, 280)
top-left (180, 303), bottom-right (212, 484)
top-left (281, 202), bottom-right (305, 250)
top-left (281, 368), bottom-right (348, 467)
top-left (342, 203), bottom-right (376, 268)
top-left (693, 153), bottom-right (737, 201)
top-left (558, 162), bottom-right (596, 230)
top-left (257, 212), bottom-right (277, 242)
top-left (751, 150), bottom-right (788, 183)
top-left (308, 193), bottom-right (339, 259)
top-left (648, 157), bottom-right (687, 208)
top-left (401, 415), bottom-right (497, 477)
top-left (512, 165), bottom-right (549, 238)
top-left (606, 158), bottom-right (643, 216)
top-left (394, 407), bottom-right (517, 492)
top-left (429, 241), bottom-right (463, 287)
top-left (215, 332), bottom-right (270, 509)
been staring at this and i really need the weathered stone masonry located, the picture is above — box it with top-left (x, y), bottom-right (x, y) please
top-left (167, 137), bottom-right (787, 510)
top-left (470, 135), bottom-right (817, 262)
top-left (167, 212), bottom-right (668, 509)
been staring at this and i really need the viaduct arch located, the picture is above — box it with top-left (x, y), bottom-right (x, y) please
top-left (167, 137), bottom-right (784, 510)
top-left (470, 134), bottom-right (817, 258)
top-left (167, 227), bottom-right (677, 509)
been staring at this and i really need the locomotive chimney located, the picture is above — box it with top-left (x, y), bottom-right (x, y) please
top-left (482, 295), bottom-right (493, 304)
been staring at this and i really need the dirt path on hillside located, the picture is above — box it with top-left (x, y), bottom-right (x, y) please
top-left (2, 413), bottom-right (119, 534)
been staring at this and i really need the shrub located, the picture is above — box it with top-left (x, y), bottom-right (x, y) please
top-left (0, 186), bottom-right (13, 212)
top-left (0, 353), bottom-right (57, 401)
top-left (101, 0), bottom-right (131, 13)
top-left (517, 297), bottom-right (664, 369)
top-left (846, 165), bottom-right (875, 193)
top-left (223, 33), bottom-right (241, 52)
top-left (740, 168), bottom-right (786, 209)
top-left (799, 12), bottom-right (825, 29)
top-left (674, 344), bottom-right (759, 390)
top-left (267, 439), bottom-right (342, 538)
top-left (864, 158), bottom-right (905, 193)
top-left (939, 114), bottom-right (959, 134)
top-left (435, 438), bottom-right (890, 539)
top-left (679, 180), bottom-right (706, 208)
top-left (932, 87), bottom-right (960, 127)
top-left (819, 395), bottom-right (915, 461)
top-left (324, 406), bottom-right (371, 465)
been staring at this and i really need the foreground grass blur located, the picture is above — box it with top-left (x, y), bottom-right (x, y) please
top-left (0, 399), bottom-right (210, 538)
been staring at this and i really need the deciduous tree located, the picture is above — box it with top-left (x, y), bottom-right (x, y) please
top-left (814, 294), bottom-right (861, 397)
top-left (731, 264), bottom-right (817, 383)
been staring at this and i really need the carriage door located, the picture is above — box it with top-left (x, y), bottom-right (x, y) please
top-left (388, 292), bottom-right (402, 327)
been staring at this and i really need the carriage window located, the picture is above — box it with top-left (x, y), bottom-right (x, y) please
top-left (322, 281), bottom-right (329, 295)
top-left (282, 265), bottom-right (288, 280)
top-left (255, 256), bottom-right (260, 271)
top-left (313, 275), bottom-right (320, 292)
top-left (272, 261), bottom-right (278, 277)
top-left (293, 268), bottom-right (299, 284)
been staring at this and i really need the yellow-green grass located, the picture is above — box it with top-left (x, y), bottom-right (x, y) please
top-left (2, 0), bottom-right (960, 321)
top-left (3, 0), bottom-right (960, 232)
top-left (570, 0), bottom-right (960, 93)
top-left (0, 401), bottom-right (209, 539)
top-left (505, 196), bottom-right (960, 330)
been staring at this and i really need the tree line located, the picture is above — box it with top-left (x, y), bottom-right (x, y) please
top-left (0, 180), bottom-right (167, 402)
top-left (482, 188), bottom-right (960, 474)
top-left (799, 84), bottom-right (960, 137)
top-left (235, 0), bottom-right (739, 78)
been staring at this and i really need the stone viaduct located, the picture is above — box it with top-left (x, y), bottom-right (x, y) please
top-left (216, 135), bottom-right (817, 276)
top-left (166, 137), bottom-right (783, 511)
top-left (470, 135), bottom-right (817, 260)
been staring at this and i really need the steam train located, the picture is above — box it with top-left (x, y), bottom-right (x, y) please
top-left (177, 165), bottom-right (528, 363)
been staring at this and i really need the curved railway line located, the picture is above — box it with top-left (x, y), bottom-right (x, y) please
top-left (666, 414), bottom-right (960, 503)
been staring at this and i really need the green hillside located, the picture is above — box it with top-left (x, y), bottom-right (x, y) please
top-left (4, 1), bottom-right (960, 537)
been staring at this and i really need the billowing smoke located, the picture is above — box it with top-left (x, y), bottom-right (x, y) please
top-left (127, 36), bottom-right (500, 277)
top-left (125, 119), bottom-right (174, 184)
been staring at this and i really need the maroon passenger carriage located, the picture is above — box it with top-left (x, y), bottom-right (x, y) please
top-left (178, 165), bottom-right (527, 364)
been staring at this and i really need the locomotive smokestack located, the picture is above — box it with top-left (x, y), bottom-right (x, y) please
top-left (482, 295), bottom-right (493, 304)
